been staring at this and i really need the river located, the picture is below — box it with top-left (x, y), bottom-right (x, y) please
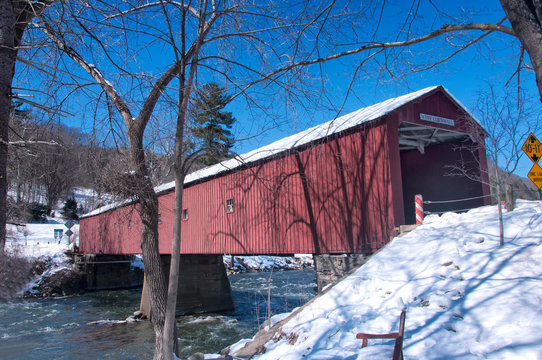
top-left (0, 270), bottom-right (316, 359)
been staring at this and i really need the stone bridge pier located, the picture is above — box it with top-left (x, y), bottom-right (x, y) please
top-left (313, 254), bottom-right (369, 292)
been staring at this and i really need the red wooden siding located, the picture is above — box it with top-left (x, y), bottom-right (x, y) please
top-left (80, 120), bottom-right (395, 255)
top-left (79, 203), bottom-right (142, 254)
top-left (79, 87), bottom-right (490, 255)
top-left (171, 119), bottom-right (393, 255)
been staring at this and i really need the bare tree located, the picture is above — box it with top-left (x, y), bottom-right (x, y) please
top-left (500, 0), bottom-right (542, 101)
top-left (28, 1), bottom-right (335, 358)
top-left (445, 84), bottom-right (539, 245)
top-left (475, 85), bottom-right (538, 245)
top-left (475, 85), bottom-right (539, 195)
top-left (8, 116), bottom-right (77, 218)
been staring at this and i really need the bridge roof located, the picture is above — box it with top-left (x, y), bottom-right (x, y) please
top-left (82, 85), bottom-right (477, 219)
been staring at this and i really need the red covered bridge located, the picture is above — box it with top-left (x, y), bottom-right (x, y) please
top-left (80, 86), bottom-right (490, 257)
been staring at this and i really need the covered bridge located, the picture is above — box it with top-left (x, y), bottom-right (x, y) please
top-left (80, 85), bottom-right (490, 256)
top-left (79, 85), bottom-right (491, 312)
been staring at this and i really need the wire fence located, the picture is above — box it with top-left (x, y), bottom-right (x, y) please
top-left (423, 194), bottom-right (490, 205)
top-left (422, 194), bottom-right (493, 215)
top-left (421, 184), bottom-right (541, 216)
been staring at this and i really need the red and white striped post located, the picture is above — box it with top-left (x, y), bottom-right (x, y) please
top-left (415, 194), bottom-right (424, 224)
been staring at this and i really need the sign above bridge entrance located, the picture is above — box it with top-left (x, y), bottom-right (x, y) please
top-left (419, 113), bottom-right (455, 127)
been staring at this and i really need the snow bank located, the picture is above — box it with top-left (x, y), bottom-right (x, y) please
top-left (6, 222), bottom-right (78, 295)
top-left (233, 201), bottom-right (542, 359)
top-left (224, 254), bottom-right (313, 272)
top-left (6, 222), bottom-right (77, 259)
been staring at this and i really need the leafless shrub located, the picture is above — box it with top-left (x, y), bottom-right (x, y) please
top-left (0, 250), bottom-right (33, 300)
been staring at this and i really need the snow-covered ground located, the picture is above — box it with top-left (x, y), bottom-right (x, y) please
top-left (229, 200), bottom-right (542, 359)
top-left (6, 222), bottom-right (78, 259)
top-left (224, 254), bottom-right (313, 272)
top-left (5, 222), bottom-right (78, 295)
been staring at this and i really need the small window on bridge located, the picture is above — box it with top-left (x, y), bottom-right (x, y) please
top-left (226, 199), bottom-right (234, 213)
top-left (182, 209), bottom-right (188, 220)
top-left (128, 220), bottom-right (132, 228)
top-left (158, 214), bottom-right (162, 223)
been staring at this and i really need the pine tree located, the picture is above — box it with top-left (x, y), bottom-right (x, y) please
top-left (191, 83), bottom-right (236, 166)
top-left (61, 197), bottom-right (79, 220)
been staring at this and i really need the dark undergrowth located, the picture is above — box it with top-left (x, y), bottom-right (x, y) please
top-left (0, 250), bottom-right (33, 300)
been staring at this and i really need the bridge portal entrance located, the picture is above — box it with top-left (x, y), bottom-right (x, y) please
top-left (398, 122), bottom-right (487, 224)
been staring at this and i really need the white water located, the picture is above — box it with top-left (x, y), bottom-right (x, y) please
top-left (0, 270), bottom-right (315, 359)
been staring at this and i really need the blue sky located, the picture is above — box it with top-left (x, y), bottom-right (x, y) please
top-left (223, 0), bottom-right (540, 177)
top-left (17, 0), bottom-right (540, 178)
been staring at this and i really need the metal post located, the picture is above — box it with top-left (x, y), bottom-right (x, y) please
top-left (415, 194), bottom-right (424, 224)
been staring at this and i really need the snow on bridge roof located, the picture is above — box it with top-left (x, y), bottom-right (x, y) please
top-left (82, 85), bottom-right (476, 218)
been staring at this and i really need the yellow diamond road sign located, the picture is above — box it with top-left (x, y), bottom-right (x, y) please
top-left (527, 162), bottom-right (542, 189)
top-left (522, 133), bottom-right (542, 163)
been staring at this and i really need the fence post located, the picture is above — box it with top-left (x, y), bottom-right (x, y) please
top-left (415, 194), bottom-right (424, 224)
top-left (505, 184), bottom-right (514, 212)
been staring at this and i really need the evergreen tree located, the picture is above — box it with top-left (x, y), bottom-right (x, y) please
top-left (61, 197), bottom-right (79, 220)
top-left (191, 83), bottom-right (236, 166)
top-left (28, 203), bottom-right (50, 223)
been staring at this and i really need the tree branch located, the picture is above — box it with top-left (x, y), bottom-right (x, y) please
top-left (229, 21), bottom-right (515, 100)
top-left (104, 0), bottom-right (200, 20)
top-left (34, 21), bottom-right (133, 123)
top-left (0, 139), bottom-right (60, 147)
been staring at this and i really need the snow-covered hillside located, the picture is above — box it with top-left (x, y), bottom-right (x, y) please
top-left (5, 222), bottom-right (79, 296)
top-left (6, 222), bottom-right (78, 259)
top-left (231, 200), bottom-right (542, 359)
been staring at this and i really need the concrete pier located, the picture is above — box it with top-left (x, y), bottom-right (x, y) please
top-left (140, 254), bottom-right (234, 317)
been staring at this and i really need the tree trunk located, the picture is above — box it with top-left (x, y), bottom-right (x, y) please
top-left (505, 183), bottom-right (514, 212)
top-left (494, 163), bottom-right (505, 246)
top-left (162, 73), bottom-right (191, 356)
top-left (127, 134), bottom-right (169, 359)
top-left (0, 1), bottom-right (51, 252)
top-left (140, 195), bottom-right (169, 360)
top-left (500, 0), bottom-right (542, 102)
top-left (160, 61), bottom-right (185, 356)
top-left (161, 6), bottom-right (204, 356)
top-left (162, 83), bottom-right (186, 355)
top-left (162, 173), bottom-right (184, 358)
top-left (0, 1), bottom-right (17, 253)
